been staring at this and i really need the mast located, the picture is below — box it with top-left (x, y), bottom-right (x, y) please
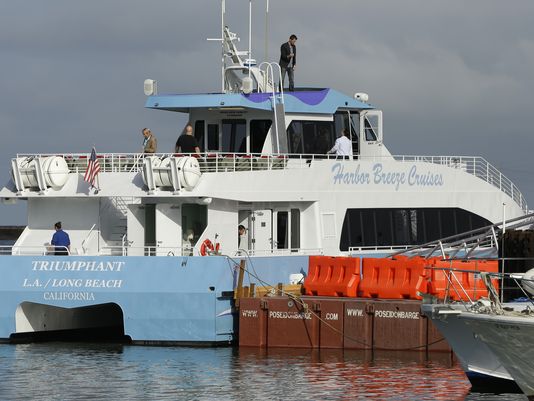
top-left (265, 0), bottom-right (269, 61)
top-left (221, 0), bottom-right (226, 92)
top-left (248, 0), bottom-right (252, 79)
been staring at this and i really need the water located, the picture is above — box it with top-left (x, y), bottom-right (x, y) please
top-left (0, 344), bottom-right (527, 401)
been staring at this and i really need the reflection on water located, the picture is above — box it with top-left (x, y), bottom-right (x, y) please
top-left (0, 344), bottom-right (527, 401)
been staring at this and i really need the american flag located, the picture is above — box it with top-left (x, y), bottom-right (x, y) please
top-left (84, 147), bottom-right (101, 187)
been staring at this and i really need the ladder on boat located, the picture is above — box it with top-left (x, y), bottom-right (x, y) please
top-left (260, 62), bottom-right (288, 153)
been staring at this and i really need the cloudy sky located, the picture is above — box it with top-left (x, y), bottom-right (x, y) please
top-left (1, 0), bottom-right (533, 224)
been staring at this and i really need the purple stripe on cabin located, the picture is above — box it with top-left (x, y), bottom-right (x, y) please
top-left (244, 89), bottom-right (330, 105)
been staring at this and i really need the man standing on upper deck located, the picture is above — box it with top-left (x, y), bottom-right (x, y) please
top-left (175, 123), bottom-right (200, 154)
top-left (279, 34), bottom-right (297, 92)
top-left (142, 128), bottom-right (157, 153)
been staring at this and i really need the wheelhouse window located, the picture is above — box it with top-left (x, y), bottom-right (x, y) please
top-left (250, 120), bottom-right (272, 154)
top-left (334, 112), bottom-right (360, 155)
top-left (207, 124), bottom-right (219, 151)
top-left (287, 120), bottom-right (335, 154)
top-left (222, 119), bottom-right (247, 153)
top-left (363, 114), bottom-right (378, 141)
top-left (194, 120), bottom-right (204, 152)
top-left (340, 208), bottom-right (491, 251)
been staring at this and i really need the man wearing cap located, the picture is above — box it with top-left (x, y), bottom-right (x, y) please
top-left (51, 222), bottom-right (71, 255)
top-left (279, 34), bottom-right (297, 91)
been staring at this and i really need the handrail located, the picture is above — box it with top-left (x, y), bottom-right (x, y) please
top-left (14, 152), bottom-right (528, 212)
top-left (81, 224), bottom-right (97, 254)
top-left (0, 243), bottom-right (321, 257)
top-left (236, 247), bottom-right (323, 256)
top-left (259, 62), bottom-right (284, 153)
top-left (0, 244), bottom-right (70, 256)
top-left (121, 234), bottom-right (127, 256)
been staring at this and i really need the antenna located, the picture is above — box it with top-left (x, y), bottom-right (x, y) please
top-left (207, 0), bottom-right (226, 92)
top-left (222, 0), bottom-right (226, 92)
top-left (265, 0), bottom-right (269, 61)
top-left (248, 0), bottom-right (252, 79)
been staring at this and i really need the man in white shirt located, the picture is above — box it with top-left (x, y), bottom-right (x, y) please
top-left (328, 129), bottom-right (352, 158)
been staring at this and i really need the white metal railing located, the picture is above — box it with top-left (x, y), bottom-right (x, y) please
top-left (99, 245), bottom-right (185, 257)
top-left (391, 155), bottom-right (528, 212)
top-left (81, 224), bottom-right (97, 254)
top-left (0, 245), bottom-right (70, 256)
top-left (236, 247), bottom-right (323, 257)
top-left (15, 152), bottom-right (528, 211)
top-left (0, 242), bottom-right (321, 257)
top-left (348, 245), bottom-right (413, 253)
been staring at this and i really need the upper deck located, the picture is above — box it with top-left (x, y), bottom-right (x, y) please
top-left (1, 151), bottom-right (528, 213)
top-left (145, 88), bottom-right (373, 114)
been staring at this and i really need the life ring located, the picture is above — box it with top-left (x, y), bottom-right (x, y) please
top-left (200, 239), bottom-right (221, 256)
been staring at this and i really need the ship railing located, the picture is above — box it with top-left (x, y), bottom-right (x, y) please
top-left (15, 152), bottom-right (527, 211)
top-left (423, 262), bottom-right (534, 310)
top-left (392, 155), bottom-right (527, 212)
top-left (0, 245), bottom-right (70, 256)
top-left (99, 245), bottom-right (188, 257)
top-left (98, 245), bottom-right (323, 257)
top-left (237, 247), bottom-right (323, 256)
top-left (81, 224), bottom-right (97, 255)
top-left (348, 245), bottom-right (413, 254)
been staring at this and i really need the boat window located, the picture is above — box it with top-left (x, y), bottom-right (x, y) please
top-left (364, 115), bottom-right (378, 141)
top-left (290, 209), bottom-right (300, 251)
top-left (440, 209), bottom-right (456, 238)
top-left (361, 210), bottom-right (377, 246)
top-left (339, 209), bottom-right (362, 250)
top-left (250, 120), bottom-right (272, 154)
top-left (335, 112), bottom-right (360, 155)
top-left (222, 119), bottom-right (247, 153)
top-left (340, 208), bottom-right (491, 250)
top-left (276, 211), bottom-right (289, 249)
top-left (375, 209), bottom-right (393, 246)
top-left (194, 120), bottom-right (204, 152)
top-left (182, 204), bottom-right (207, 246)
top-left (455, 209), bottom-right (472, 234)
top-left (287, 120), bottom-right (335, 155)
top-left (207, 124), bottom-right (219, 151)
top-left (287, 122), bottom-right (304, 153)
top-left (423, 209), bottom-right (440, 242)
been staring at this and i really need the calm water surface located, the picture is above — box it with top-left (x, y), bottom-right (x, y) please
top-left (0, 344), bottom-right (527, 401)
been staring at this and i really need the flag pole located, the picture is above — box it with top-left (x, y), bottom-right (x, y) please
top-left (94, 145), bottom-right (100, 192)
top-left (91, 145), bottom-right (100, 192)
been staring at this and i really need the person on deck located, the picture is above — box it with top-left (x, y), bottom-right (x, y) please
top-left (327, 129), bottom-right (352, 158)
top-left (238, 225), bottom-right (247, 248)
top-left (51, 222), bottom-right (70, 256)
top-left (279, 34), bottom-right (297, 91)
top-left (142, 128), bottom-right (157, 153)
top-left (175, 123), bottom-right (201, 154)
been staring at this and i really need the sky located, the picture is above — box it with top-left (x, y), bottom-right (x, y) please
top-left (1, 0), bottom-right (533, 224)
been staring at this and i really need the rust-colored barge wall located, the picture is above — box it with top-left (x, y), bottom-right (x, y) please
top-left (239, 296), bottom-right (450, 352)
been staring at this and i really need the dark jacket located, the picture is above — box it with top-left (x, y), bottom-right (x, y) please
top-left (279, 42), bottom-right (296, 69)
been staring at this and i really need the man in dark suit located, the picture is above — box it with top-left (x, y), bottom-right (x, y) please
top-left (279, 34), bottom-right (297, 91)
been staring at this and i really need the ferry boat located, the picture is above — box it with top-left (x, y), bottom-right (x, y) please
top-left (0, 7), bottom-right (528, 344)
